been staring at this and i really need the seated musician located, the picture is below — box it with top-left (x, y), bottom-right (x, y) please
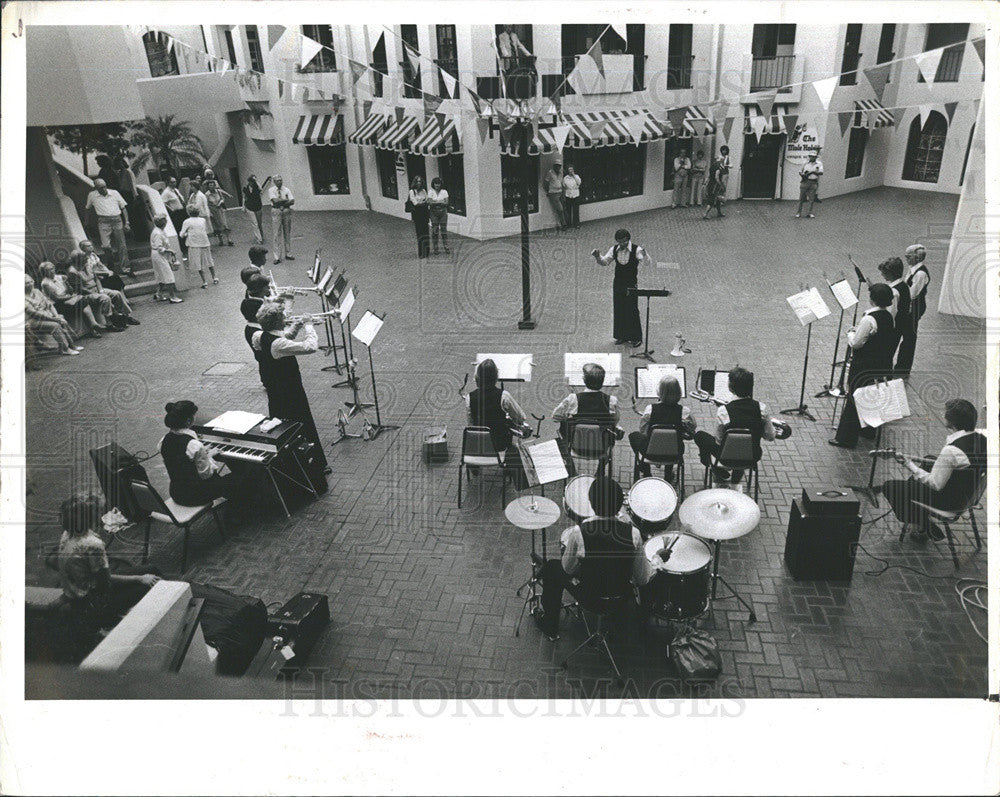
top-left (159, 400), bottom-right (242, 506)
top-left (553, 363), bottom-right (624, 472)
top-left (628, 374), bottom-right (697, 481)
top-left (466, 358), bottom-right (528, 452)
top-left (881, 398), bottom-right (987, 542)
top-left (693, 366), bottom-right (774, 486)
top-left (532, 477), bottom-right (643, 642)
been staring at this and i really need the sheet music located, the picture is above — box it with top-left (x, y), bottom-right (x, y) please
top-left (326, 274), bottom-right (347, 300)
top-left (854, 379), bottom-right (911, 428)
top-left (829, 279), bottom-right (858, 311)
top-left (786, 287), bottom-right (832, 325)
top-left (310, 255), bottom-right (321, 283)
top-left (317, 268), bottom-right (333, 292)
top-left (713, 378), bottom-right (736, 405)
top-left (204, 410), bottom-right (266, 435)
top-left (338, 287), bottom-right (355, 320)
top-left (476, 353), bottom-right (533, 382)
top-left (636, 364), bottom-right (686, 398)
top-left (352, 311), bottom-right (384, 347)
top-left (523, 439), bottom-right (569, 485)
top-left (564, 353), bottom-right (622, 386)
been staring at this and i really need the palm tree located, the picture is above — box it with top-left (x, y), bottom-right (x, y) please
top-left (129, 115), bottom-right (205, 177)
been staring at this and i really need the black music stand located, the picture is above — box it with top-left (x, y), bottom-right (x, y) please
top-left (332, 286), bottom-right (360, 392)
top-left (781, 288), bottom-right (830, 422)
top-left (352, 311), bottom-right (399, 439)
top-left (628, 287), bottom-right (671, 362)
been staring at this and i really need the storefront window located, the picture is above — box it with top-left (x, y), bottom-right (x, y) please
top-left (501, 154), bottom-right (539, 218)
top-left (376, 148), bottom-right (398, 199)
top-left (306, 145), bottom-right (350, 195)
top-left (437, 154), bottom-right (466, 216)
top-left (568, 144), bottom-right (646, 204)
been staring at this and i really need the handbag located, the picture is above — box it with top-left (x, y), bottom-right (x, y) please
top-left (404, 197), bottom-right (414, 213)
top-left (669, 625), bottom-right (722, 680)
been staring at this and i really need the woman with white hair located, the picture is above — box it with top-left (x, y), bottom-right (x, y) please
top-left (24, 274), bottom-right (82, 355)
top-left (179, 206), bottom-right (217, 289)
top-left (150, 215), bottom-right (182, 303)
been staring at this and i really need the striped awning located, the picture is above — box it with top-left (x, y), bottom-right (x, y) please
top-left (854, 99), bottom-right (895, 128)
top-left (347, 112), bottom-right (389, 145)
top-left (673, 106), bottom-right (718, 137)
top-left (376, 116), bottom-right (421, 150)
top-left (292, 114), bottom-right (345, 146)
top-left (410, 116), bottom-right (462, 156)
top-left (743, 113), bottom-right (788, 135)
top-left (500, 109), bottom-right (669, 156)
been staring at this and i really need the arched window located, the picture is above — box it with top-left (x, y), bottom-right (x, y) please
top-left (143, 31), bottom-right (179, 78)
top-left (902, 111), bottom-right (947, 183)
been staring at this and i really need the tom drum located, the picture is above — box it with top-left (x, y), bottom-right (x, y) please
top-left (639, 532), bottom-right (712, 621)
top-left (563, 475), bottom-right (596, 525)
top-left (626, 477), bottom-right (677, 538)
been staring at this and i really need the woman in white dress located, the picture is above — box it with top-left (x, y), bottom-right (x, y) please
top-left (179, 207), bottom-right (217, 289)
top-left (149, 215), bottom-right (182, 303)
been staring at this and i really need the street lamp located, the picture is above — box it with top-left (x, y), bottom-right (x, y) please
top-left (515, 116), bottom-right (535, 330)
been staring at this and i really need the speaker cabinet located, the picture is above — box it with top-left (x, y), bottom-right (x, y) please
top-left (784, 499), bottom-right (861, 581)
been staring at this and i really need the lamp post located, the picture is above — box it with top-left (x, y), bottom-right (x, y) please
top-left (516, 116), bottom-right (535, 330)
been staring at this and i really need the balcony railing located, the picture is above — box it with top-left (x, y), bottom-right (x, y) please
top-left (750, 54), bottom-right (795, 92)
top-left (666, 54), bottom-right (695, 90)
top-left (918, 44), bottom-right (964, 83)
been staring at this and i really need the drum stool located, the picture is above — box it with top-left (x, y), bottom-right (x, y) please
top-left (561, 591), bottom-right (630, 684)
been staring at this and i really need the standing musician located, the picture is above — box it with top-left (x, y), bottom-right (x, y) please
top-left (877, 256), bottom-right (910, 372)
top-left (592, 228), bottom-right (650, 347)
top-left (895, 244), bottom-right (929, 378)
top-left (829, 283), bottom-right (896, 449)
top-left (629, 374), bottom-right (697, 481)
top-left (241, 274), bottom-right (293, 392)
top-left (251, 302), bottom-right (330, 474)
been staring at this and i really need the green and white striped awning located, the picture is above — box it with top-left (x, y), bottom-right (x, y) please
top-left (347, 112), bottom-right (390, 145)
top-left (291, 114), bottom-right (345, 145)
top-left (854, 99), bottom-right (896, 128)
top-left (376, 116), bottom-right (421, 151)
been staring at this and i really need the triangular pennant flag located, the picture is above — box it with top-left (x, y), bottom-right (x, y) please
top-left (972, 37), bottom-right (985, 67)
top-left (750, 115), bottom-right (766, 142)
top-left (756, 91), bottom-right (776, 123)
top-left (363, 100), bottom-right (373, 119)
top-left (711, 103), bottom-right (729, 124)
top-left (588, 119), bottom-right (607, 140)
top-left (423, 93), bottom-right (443, 120)
top-left (219, 58), bottom-right (229, 76)
top-left (915, 47), bottom-right (944, 86)
top-left (165, 35), bottom-right (175, 54)
top-left (277, 80), bottom-right (285, 99)
top-left (300, 34), bottom-right (324, 70)
top-left (783, 114), bottom-right (799, 135)
top-left (435, 111), bottom-right (447, 130)
top-left (551, 124), bottom-right (571, 152)
top-left (625, 112), bottom-right (647, 145)
top-left (944, 101), bottom-right (958, 123)
top-left (349, 59), bottom-right (367, 85)
top-left (467, 89), bottom-right (483, 116)
top-left (610, 23), bottom-right (628, 44)
top-left (477, 117), bottom-right (489, 145)
top-left (918, 104), bottom-right (932, 129)
top-left (812, 76), bottom-right (838, 110)
top-left (722, 116), bottom-right (734, 143)
top-left (267, 26), bottom-right (286, 51)
top-left (566, 62), bottom-right (584, 95)
top-left (667, 106), bottom-right (687, 134)
top-left (590, 39), bottom-right (605, 78)
top-left (862, 63), bottom-right (891, 103)
top-left (395, 106), bottom-right (405, 126)
top-left (837, 111), bottom-right (853, 137)
top-left (867, 110), bottom-right (879, 131)
top-left (439, 67), bottom-right (457, 99)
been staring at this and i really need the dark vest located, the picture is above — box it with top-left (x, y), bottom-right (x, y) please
top-left (258, 330), bottom-right (301, 387)
top-left (851, 309), bottom-right (896, 380)
top-left (891, 281), bottom-right (911, 335)
top-left (469, 386), bottom-right (510, 451)
top-left (575, 390), bottom-right (614, 426)
top-left (612, 242), bottom-right (639, 289)
top-left (647, 402), bottom-right (685, 450)
top-left (906, 264), bottom-right (929, 322)
top-left (160, 431), bottom-right (207, 506)
top-left (578, 516), bottom-right (635, 600)
top-left (723, 397), bottom-right (765, 460)
top-left (936, 432), bottom-right (988, 509)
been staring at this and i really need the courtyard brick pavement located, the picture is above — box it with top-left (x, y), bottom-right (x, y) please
top-left (23, 186), bottom-right (989, 698)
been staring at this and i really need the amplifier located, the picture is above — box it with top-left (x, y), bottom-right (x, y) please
top-left (267, 592), bottom-right (330, 671)
top-left (800, 487), bottom-right (860, 517)
top-left (784, 499), bottom-right (861, 581)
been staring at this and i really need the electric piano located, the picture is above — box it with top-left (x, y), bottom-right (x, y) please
top-left (194, 417), bottom-right (327, 516)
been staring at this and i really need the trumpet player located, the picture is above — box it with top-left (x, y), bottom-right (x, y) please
top-left (252, 302), bottom-right (329, 474)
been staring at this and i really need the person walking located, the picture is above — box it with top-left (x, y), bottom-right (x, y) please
top-left (149, 215), bottom-right (182, 303)
top-left (672, 146), bottom-right (692, 208)
top-left (205, 178), bottom-right (234, 247)
top-left (267, 175), bottom-right (295, 263)
top-left (562, 165), bottom-right (582, 229)
top-left (702, 156), bottom-right (726, 219)
top-left (427, 177), bottom-right (450, 255)
top-left (795, 150), bottom-right (823, 218)
top-left (544, 162), bottom-right (567, 230)
top-left (690, 149), bottom-right (708, 206)
top-left (407, 176), bottom-right (431, 259)
top-left (242, 175), bottom-right (266, 244)
top-left (179, 207), bottom-right (217, 288)
top-left (160, 177), bottom-right (188, 256)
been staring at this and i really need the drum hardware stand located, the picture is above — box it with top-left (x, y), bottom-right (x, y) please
top-left (846, 424), bottom-right (884, 507)
top-left (707, 540), bottom-right (757, 623)
top-left (780, 319), bottom-right (817, 422)
top-left (342, 357), bottom-right (373, 419)
top-left (330, 408), bottom-right (362, 446)
top-left (514, 527), bottom-right (546, 637)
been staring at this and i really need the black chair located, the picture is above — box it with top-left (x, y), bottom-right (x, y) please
top-left (904, 464), bottom-right (986, 568)
top-left (634, 425), bottom-right (685, 497)
top-left (566, 420), bottom-right (616, 477)
top-left (129, 480), bottom-right (226, 573)
top-left (703, 428), bottom-right (760, 500)
top-left (458, 426), bottom-right (512, 508)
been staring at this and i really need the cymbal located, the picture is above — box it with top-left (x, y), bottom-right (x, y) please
top-left (678, 488), bottom-right (760, 541)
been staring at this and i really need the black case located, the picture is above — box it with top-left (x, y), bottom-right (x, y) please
top-left (784, 498), bottom-right (861, 581)
top-left (267, 592), bottom-right (330, 670)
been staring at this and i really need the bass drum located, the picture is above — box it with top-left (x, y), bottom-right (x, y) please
top-left (639, 532), bottom-right (712, 621)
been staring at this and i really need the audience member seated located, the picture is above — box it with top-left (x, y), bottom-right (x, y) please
top-left (881, 398), bottom-right (988, 542)
top-left (628, 374), bottom-right (697, 481)
top-left (24, 274), bottom-right (82, 356)
top-left (39, 260), bottom-right (106, 337)
top-left (693, 366), bottom-right (774, 486)
top-left (159, 400), bottom-right (242, 507)
top-left (532, 477), bottom-right (642, 641)
top-left (68, 241), bottom-right (139, 328)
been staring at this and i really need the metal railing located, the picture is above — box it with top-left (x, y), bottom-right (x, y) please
top-left (750, 54), bottom-right (795, 92)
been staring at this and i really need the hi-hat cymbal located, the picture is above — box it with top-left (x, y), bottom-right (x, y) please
top-left (678, 488), bottom-right (760, 541)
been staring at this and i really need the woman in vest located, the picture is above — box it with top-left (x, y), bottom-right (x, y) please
top-left (877, 256), bottom-right (910, 371)
top-left (591, 228), bottom-right (649, 346)
top-left (830, 283), bottom-right (897, 449)
top-left (629, 375), bottom-right (696, 481)
top-left (160, 400), bottom-right (240, 506)
top-left (895, 243), bottom-right (930, 377)
top-left (467, 358), bottom-right (528, 453)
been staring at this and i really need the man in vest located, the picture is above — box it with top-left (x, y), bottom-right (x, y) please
top-left (829, 283), bottom-right (897, 449)
top-left (877, 256), bottom-right (911, 369)
top-left (894, 244), bottom-right (929, 377)
top-left (251, 302), bottom-right (329, 473)
top-left (881, 399), bottom-right (987, 541)
top-left (592, 227), bottom-right (650, 346)
top-left (693, 367), bottom-right (774, 486)
top-left (531, 476), bottom-right (643, 641)
top-left (553, 363), bottom-right (624, 474)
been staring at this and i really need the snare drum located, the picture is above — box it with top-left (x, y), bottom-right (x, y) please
top-left (563, 475), bottom-right (596, 524)
top-left (639, 532), bottom-right (712, 620)
top-left (626, 477), bottom-right (677, 538)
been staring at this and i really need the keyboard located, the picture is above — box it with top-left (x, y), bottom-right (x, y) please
top-left (193, 419), bottom-right (301, 465)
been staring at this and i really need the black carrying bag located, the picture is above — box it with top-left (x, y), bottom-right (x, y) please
top-left (190, 583), bottom-right (268, 676)
top-left (89, 443), bottom-right (151, 522)
top-left (669, 625), bottom-right (723, 680)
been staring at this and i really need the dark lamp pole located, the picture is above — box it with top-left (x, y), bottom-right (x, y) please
top-left (516, 117), bottom-right (535, 330)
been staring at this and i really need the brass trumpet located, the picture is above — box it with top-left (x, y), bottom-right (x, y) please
top-left (272, 285), bottom-right (320, 296)
top-left (285, 309), bottom-right (341, 324)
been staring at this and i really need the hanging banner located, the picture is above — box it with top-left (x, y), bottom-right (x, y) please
top-left (750, 115), bottom-right (766, 142)
top-left (625, 113), bottom-right (647, 145)
top-left (721, 116), bottom-right (734, 143)
top-left (301, 35), bottom-right (324, 70)
top-left (590, 39), bottom-right (605, 78)
top-left (267, 26), bottom-right (286, 51)
top-left (812, 76), bottom-right (838, 110)
top-left (756, 91), bottom-right (777, 123)
top-left (914, 47), bottom-right (944, 86)
top-left (785, 118), bottom-right (822, 165)
top-left (551, 124), bottom-right (571, 152)
top-left (944, 101), bottom-right (958, 123)
top-left (972, 37), bottom-right (985, 67)
top-left (862, 63), bottom-right (891, 103)
top-left (837, 111), bottom-right (853, 137)
top-left (439, 68), bottom-right (457, 99)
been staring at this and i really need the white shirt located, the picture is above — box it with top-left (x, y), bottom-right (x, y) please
top-left (673, 156), bottom-right (691, 173)
top-left (887, 277), bottom-right (906, 319)
top-left (560, 521), bottom-right (644, 579)
top-left (716, 400), bottom-right (775, 443)
top-left (639, 403), bottom-right (695, 437)
top-left (408, 188), bottom-right (428, 206)
top-left (163, 428), bottom-right (227, 480)
top-left (161, 186), bottom-right (185, 211)
top-left (906, 430), bottom-right (982, 492)
top-left (544, 170), bottom-right (564, 195)
top-left (847, 307), bottom-right (887, 349)
top-left (562, 173), bottom-right (582, 198)
top-left (85, 189), bottom-right (127, 218)
top-left (597, 242), bottom-right (649, 269)
top-left (800, 160), bottom-right (823, 181)
top-left (268, 185), bottom-right (295, 209)
top-left (179, 216), bottom-right (211, 248)
top-left (427, 188), bottom-right (449, 208)
top-left (189, 190), bottom-right (210, 219)
top-left (907, 262), bottom-right (929, 297)
top-left (552, 389), bottom-right (620, 424)
top-left (251, 325), bottom-right (318, 358)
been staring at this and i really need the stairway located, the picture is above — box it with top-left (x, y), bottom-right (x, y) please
top-left (122, 240), bottom-right (156, 298)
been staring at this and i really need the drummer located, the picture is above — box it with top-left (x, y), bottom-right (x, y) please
top-left (628, 374), bottom-right (697, 481)
top-left (532, 477), bottom-right (644, 642)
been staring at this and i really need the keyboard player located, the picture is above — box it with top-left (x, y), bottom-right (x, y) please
top-left (160, 400), bottom-right (242, 506)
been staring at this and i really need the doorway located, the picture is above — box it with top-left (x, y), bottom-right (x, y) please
top-left (741, 133), bottom-right (785, 199)
top-left (406, 153), bottom-right (426, 189)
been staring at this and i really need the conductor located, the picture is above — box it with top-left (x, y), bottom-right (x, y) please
top-left (592, 228), bottom-right (650, 347)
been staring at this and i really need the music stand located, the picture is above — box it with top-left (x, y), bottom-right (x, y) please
top-left (332, 286), bottom-right (359, 389)
top-left (627, 287), bottom-right (671, 362)
top-left (476, 353), bottom-right (533, 390)
top-left (815, 276), bottom-right (858, 399)
top-left (845, 378), bottom-right (911, 507)
top-left (781, 287), bottom-right (831, 422)
top-left (313, 264), bottom-right (343, 373)
top-left (352, 311), bottom-right (399, 440)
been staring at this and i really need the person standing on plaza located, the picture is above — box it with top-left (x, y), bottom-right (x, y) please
top-left (717, 145), bottom-right (731, 190)
top-left (428, 177), bottom-right (450, 255)
top-left (406, 176), bottom-right (431, 259)
top-left (795, 149), bottom-right (823, 218)
top-left (160, 176), bottom-right (188, 256)
top-left (242, 174), bottom-right (266, 244)
top-left (205, 178), bottom-right (235, 248)
top-left (149, 215), bottom-right (182, 303)
top-left (179, 207), bottom-right (217, 289)
top-left (592, 227), bottom-right (649, 346)
top-left (702, 156), bottom-right (726, 219)
top-left (85, 178), bottom-right (133, 277)
top-left (187, 177), bottom-right (214, 239)
top-left (895, 244), bottom-right (930, 378)
top-left (268, 175), bottom-right (295, 264)
top-left (672, 145), bottom-right (692, 208)
top-left (689, 149), bottom-right (708, 206)
top-left (544, 161), bottom-right (567, 231)
top-left (562, 164), bottom-right (582, 229)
